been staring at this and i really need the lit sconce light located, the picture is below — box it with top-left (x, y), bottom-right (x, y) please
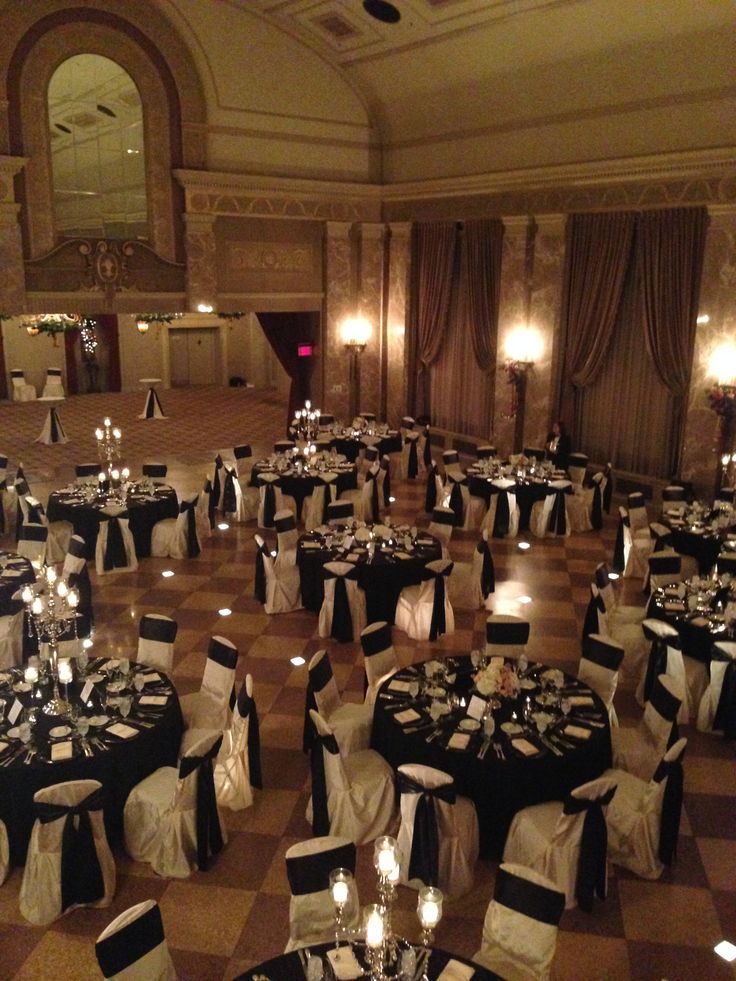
top-left (197, 303), bottom-right (214, 314)
top-left (708, 342), bottom-right (736, 390)
top-left (340, 314), bottom-right (371, 352)
top-left (136, 319), bottom-right (149, 335)
top-left (504, 325), bottom-right (543, 372)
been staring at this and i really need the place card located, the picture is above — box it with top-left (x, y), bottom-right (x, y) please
top-left (107, 722), bottom-right (139, 740)
top-left (568, 695), bottom-right (595, 707)
top-left (80, 680), bottom-right (95, 704)
top-left (563, 724), bottom-right (592, 740)
top-left (7, 699), bottom-right (23, 725)
top-left (435, 959), bottom-right (475, 981)
top-left (447, 732), bottom-right (470, 751)
top-left (326, 945), bottom-right (364, 980)
top-left (51, 741), bottom-right (74, 761)
top-left (139, 695), bottom-right (168, 706)
top-left (466, 694), bottom-right (488, 721)
top-left (393, 708), bottom-right (421, 726)
top-left (511, 738), bottom-right (540, 757)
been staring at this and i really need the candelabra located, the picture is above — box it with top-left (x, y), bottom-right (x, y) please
top-left (293, 400), bottom-right (321, 443)
top-left (94, 417), bottom-right (130, 502)
top-left (21, 565), bottom-right (80, 717)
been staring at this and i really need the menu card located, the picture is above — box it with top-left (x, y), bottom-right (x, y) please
top-left (511, 738), bottom-right (540, 757)
top-left (51, 741), bottom-right (74, 761)
top-left (107, 722), bottom-right (139, 739)
top-left (139, 695), bottom-right (168, 707)
top-left (564, 724), bottom-right (592, 740)
top-left (7, 699), bottom-right (22, 724)
top-left (447, 732), bottom-right (470, 751)
top-left (466, 694), bottom-right (487, 720)
top-left (393, 708), bottom-right (421, 726)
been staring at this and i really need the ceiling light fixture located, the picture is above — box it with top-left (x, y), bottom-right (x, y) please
top-left (363, 0), bottom-right (401, 24)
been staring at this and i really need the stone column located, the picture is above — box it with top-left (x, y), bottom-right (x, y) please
top-left (183, 212), bottom-right (218, 311)
top-left (324, 222), bottom-right (354, 421)
top-left (0, 155), bottom-right (28, 312)
top-left (386, 223), bottom-right (411, 426)
top-left (357, 222), bottom-right (386, 419)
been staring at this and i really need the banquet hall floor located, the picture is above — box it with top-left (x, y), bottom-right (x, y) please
top-left (0, 386), bottom-right (734, 981)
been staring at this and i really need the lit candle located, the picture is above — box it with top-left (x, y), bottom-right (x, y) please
top-left (111, 469), bottom-right (120, 481)
top-left (420, 900), bottom-right (439, 927)
top-left (31, 597), bottom-right (43, 616)
top-left (103, 417), bottom-right (111, 428)
top-left (98, 472), bottom-right (106, 483)
top-left (57, 659), bottom-right (73, 684)
top-left (113, 429), bottom-right (121, 440)
top-left (45, 566), bottom-right (57, 584)
top-left (95, 428), bottom-right (103, 440)
top-left (305, 400), bottom-right (311, 410)
top-left (121, 467), bottom-right (130, 480)
top-left (24, 665), bottom-right (38, 684)
top-left (332, 879), bottom-right (349, 905)
top-left (21, 585), bottom-right (33, 604)
top-left (67, 589), bottom-right (79, 608)
top-left (365, 907), bottom-right (384, 948)
top-left (56, 580), bottom-right (68, 598)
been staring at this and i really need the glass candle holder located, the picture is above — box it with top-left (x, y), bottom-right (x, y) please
top-left (329, 867), bottom-right (353, 949)
top-left (417, 886), bottom-right (443, 948)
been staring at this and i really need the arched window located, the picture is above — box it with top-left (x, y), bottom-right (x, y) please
top-left (48, 54), bottom-right (147, 240)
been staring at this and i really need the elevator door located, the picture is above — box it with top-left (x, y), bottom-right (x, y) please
top-left (169, 328), bottom-right (217, 387)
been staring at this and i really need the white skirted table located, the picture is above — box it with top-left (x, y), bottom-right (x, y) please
top-left (34, 397), bottom-right (68, 445)
top-left (138, 378), bottom-right (166, 420)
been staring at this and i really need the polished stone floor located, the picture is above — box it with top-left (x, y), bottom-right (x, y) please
top-left (0, 386), bottom-right (734, 980)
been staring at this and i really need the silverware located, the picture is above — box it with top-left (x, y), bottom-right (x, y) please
top-left (539, 734), bottom-right (563, 757)
top-left (477, 737), bottom-right (490, 760)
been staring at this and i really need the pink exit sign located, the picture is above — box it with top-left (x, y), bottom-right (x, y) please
top-left (297, 343), bottom-right (313, 357)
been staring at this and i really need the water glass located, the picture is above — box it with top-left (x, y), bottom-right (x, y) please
top-left (76, 716), bottom-right (90, 739)
top-left (18, 721), bottom-right (32, 745)
top-left (119, 695), bottom-right (133, 719)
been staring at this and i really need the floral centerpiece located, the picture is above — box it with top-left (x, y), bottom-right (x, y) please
top-left (474, 658), bottom-right (520, 699)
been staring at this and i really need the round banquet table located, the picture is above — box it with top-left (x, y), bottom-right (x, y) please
top-left (0, 658), bottom-right (182, 865)
top-left (329, 429), bottom-right (402, 462)
top-left (46, 485), bottom-right (178, 559)
top-left (466, 469), bottom-right (569, 533)
top-left (0, 550), bottom-right (35, 616)
top-left (251, 462), bottom-right (358, 521)
top-left (371, 656), bottom-right (611, 858)
top-left (648, 577), bottom-right (733, 664)
top-left (297, 527), bottom-right (442, 624)
top-left (233, 942), bottom-right (498, 981)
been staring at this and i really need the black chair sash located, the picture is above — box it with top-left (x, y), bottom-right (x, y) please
top-left (237, 686), bottom-right (263, 790)
top-left (642, 635), bottom-right (674, 705)
top-left (602, 469), bottom-right (613, 513)
top-left (650, 676), bottom-right (682, 726)
top-left (319, 482), bottom-right (337, 526)
top-left (140, 614), bottom-right (177, 644)
top-left (548, 486), bottom-right (569, 536)
top-left (208, 636), bottom-right (238, 670)
top-left (494, 865), bottom-right (565, 925)
top-left (492, 490), bottom-right (511, 538)
top-left (563, 785), bottom-right (616, 912)
top-left (327, 570), bottom-right (356, 643)
top-left (222, 469), bottom-right (237, 515)
top-left (431, 508), bottom-right (454, 528)
top-left (364, 471), bottom-right (380, 524)
top-left (448, 479), bottom-right (465, 526)
top-left (427, 566), bottom-right (451, 641)
top-left (234, 444), bottom-right (252, 461)
top-left (310, 730), bottom-right (340, 837)
top-left (203, 478), bottom-right (215, 530)
top-left (36, 786), bottom-right (106, 914)
top-left (713, 658), bottom-right (736, 740)
top-left (96, 902), bottom-right (165, 978)
top-left (423, 428), bottom-right (432, 468)
top-left (179, 735), bottom-right (224, 871)
top-left (102, 516), bottom-right (128, 571)
top-left (212, 456), bottom-right (223, 509)
top-left (425, 465), bottom-right (438, 514)
top-left (581, 590), bottom-right (605, 651)
top-left (397, 772), bottom-right (455, 885)
top-left (486, 620), bottom-right (529, 646)
top-left (254, 543), bottom-right (267, 604)
top-left (26, 498), bottom-right (46, 524)
top-left (478, 539), bottom-right (495, 598)
top-left (612, 513), bottom-right (626, 574)
top-left (590, 482), bottom-right (603, 530)
top-left (275, 511), bottom-right (297, 535)
top-left (653, 755), bottom-right (685, 865)
top-left (180, 498), bottom-right (200, 558)
top-left (381, 461), bottom-right (391, 507)
top-left (405, 436), bottom-right (419, 479)
top-left (303, 656), bottom-right (334, 753)
top-left (286, 840), bottom-right (356, 896)
top-left (261, 481), bottom-right (277, 528)
top-left (585, 635), bottom-right (624, 672)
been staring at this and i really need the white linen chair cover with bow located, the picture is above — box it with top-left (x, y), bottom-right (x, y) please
top-left (448, 529), bottom-right (495, 612)
top-left (124, 730), bottom-right (227, 879)
top-left (327, 500), bottom-right (354, 525)
top-left (645, 549), bottom-right (683, 596)
top-left (503, 776), bottom-right (618, 911)
top-left (179, 636), bottom-right (239, 753)
top-left (214, 675), bottom-right (262, 811)
top-left (304, 472), bottom-right (339, 531)
top-left (395, 559), bottom-right (454, 642)
top-left (274, 509), bottom-right (299, 571)
top-left (136, 613), bottom-right (177, 673)
top-left (602, 737), bottom-right (687, 881)
top-left (443, 470), bottom-right (473, 529)
top-left (423, 461), bottom-right (444, 516)
top-left (485, 614), bottom-right (530, 659)
top-left (151, 494), bottom-right (201, 560)
top-left (304, 649), bottom-right (371, 756)
top-left (427, 505), bottom-right (455, 559)
top-left (16, 520), bottom-right (48, 565)
top-left (0, 453), bottom-right (12, 535)
top-left (253, 534), bottom-right (302, 614)
top-left (0, 608), bottom-right (24, 670)
top-left (612, 673), bottom-right (683, 780)
top-left (23, 493), bottom-right (72, 564)
top-left (11, 369), bottom-right (36, 401)
top-left (636, 619), bottom-right (704, 724)
top-left (530, 481), bottom-right (574, 538)
top-left (697, 640), bottom-right (736, 735)
top-left (396, 763), bottom-right (479, 898)
top-left (195, 476), bottom-right (215, 541)
top-left (340, 468), bottom-right (380, 524)
top-left (481, 480), bottom-right (520, 540)
top-left (257, 472), bottom-right (284, 529)
top-left (95, 506), bottom-right (138, 575)
top-left (41, 367), bottom-right (65, 398)
top-left (233, 444), bottom-right (259, 521)
top-left (62, 533), bottom-right (93, 624)
top-left (306, 709), bottom-right (396, 845)
top-left (318, 561), bottom-right (367, 644)
top-left (360, 620), bottom-right (399, 708)
top-left (220, 464), bottom-right (250, 523)
top-left (613, 504), bottom-right (652, 579)
top-left (567, 453), bottom-right (588, 488)
top-left (578, 633), bottom-right (624, 726)
top-left (95, 899), bottom-right (177, 981)
top-left (284, 836), bottom-right (360, 953)
top-left (19, 779), bottom-right (116, 925)
top-left (472, 862), bottom-right (565, 981)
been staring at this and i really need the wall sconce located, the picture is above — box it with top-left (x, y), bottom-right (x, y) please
top-left (341, 314), bottom-right (371, 418)
top-left (197, 303), bottom-right (214, 314)
top-left (504, 325), bottom-right (543, 370)
top-left (136, 319), bottom-right (149, 335)
top-left (708, 341), bottom-right (736, 391)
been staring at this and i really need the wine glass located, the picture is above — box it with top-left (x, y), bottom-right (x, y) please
top-left (134, 673), bottom-right (145, 694)
top-left (119, 694), bottom-right (133, 720)
top-left (77, 648), bottom-right (89, 675)
top-left (482, 713), bottom-right (496, 740)
top-left (560, 697), bottom-right (572, 721)
top-left (118, 657), bottom-right (130, 682)
top-left (18, 721), bottom-right (32, 745)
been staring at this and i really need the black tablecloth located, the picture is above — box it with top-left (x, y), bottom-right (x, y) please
top-left (371, 657), bottom-right (611, 858)
top-left (233, 942), bottom-right (498, 981)
top-left (0, 662), bottom-right (182, 864)
top-left (46, 487), bottom-right (178, 559)
top-left (0, 552), bottom-right (34, 616)
top-left (297, 532), bottom-right (442, 624)
top-left (251, 465), bottom-right (358, 520)
top-left (648, 588), bottom-right (730, 664)
top-left (466, 474), bottom-right (561, 532)
top-left (330, 431), bottom-right (402, 462)
top-left (667, 526), bottom-right (724, 574)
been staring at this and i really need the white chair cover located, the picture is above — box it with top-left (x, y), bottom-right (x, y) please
top-left (567, 453), bottom-right (588, 488)
top-left (233, 444), bottom-right (259, 522)
top-left (304, 472), bottom-right (339, 531)
top-left (443, 471), bottom-right (473, 529)
top-left (196, 476), bottom-right (215, 539)
top-left (612, 673), bottom-right (683, 780)
top-left (274, 509), bottom-right (299, 570)
top-left (41, 367), bottom-right (65, 398)
top-left (307, 709), bottom-right (396, 845)
top-left (503, 776), bottom-right (618, 910)
top-left (214, 675), bottom-right (262, 811)
top-left (137, 614), bottom-right (177, 673)
top-left (327, 500), bottom-right (354, 525)
top-left (220, 465), bottom-right (249, 523)
top-left (284, 836), bottom-right (360, 952)
top-left (361, 620), bottom-right (399, 708)
top-left (257, 472), bottom-right (284, 528)
top-left (427, 506), bottom-right (455, 558)
top-left (472, 863), bottom-right (564, 981)
top-left (95, 507), bottom-right (138, 575)
top-left (485, 614), bottom-right (530, 659)
top-left (253, 533), bottom-right (302, 614)
top-left (481, 480), bottom-right (520, 539)
top-left (179, 636), bottom-right (238, 743)
top-left (637, 619), bottom-right (704, 724)
top-left (16, 521), bottom-right (48, 564)
top-left (151, 494), bottom-right (201, 560)
top-left (447, 530), bottom-right (495, 612)
top-left (603, 738), bottom-right (687, 881)
top-left (697, 640), bottom-right (736, 735)
top-left (646, 549), bottom-right (683, 594)
top-left (530, 481), bottom-right (573, 538)
top-left (305, 649), bottom-right (371, 756)
top-left (0, 609), bottom-right (24, 670)
top-left (319, 561), bottom-right (367, 643)
top-left (395, 559), bottom-right (454, 641)
top-left (339, 471), bottom-right (380, 524)
top-left (615, 506), bottom-right (652, 579)
top-left (578, 633), bottom-right (624, 726)
top-left (124, 730), bottom-right (227, 879)
top-left (396, 763), bottom-right (479, 898)
top-left (11, 369), bottom-right (36, 401)
top-left (401, 432), bottom-right (421, 479)
top-left (0, 819), bottom-right (8, 887)
top-left (96, 899), bottom-right (177, 981)
top-left (19, 779), bottom-right (116, 925)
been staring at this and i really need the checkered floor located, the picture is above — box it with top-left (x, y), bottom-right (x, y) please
top-left (1, 387), bottom-right (734, 981)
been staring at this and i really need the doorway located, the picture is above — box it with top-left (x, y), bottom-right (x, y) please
top-left (169, 327), bottom-right (218, 387)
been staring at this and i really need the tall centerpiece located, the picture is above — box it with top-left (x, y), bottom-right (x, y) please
top-left (95, 416), bottom-right (130, 503)
top-left (292, 400), bottom-right (321, 443)
top-left (21, 565), bottom-right (79, 717)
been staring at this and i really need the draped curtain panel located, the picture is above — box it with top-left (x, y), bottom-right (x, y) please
top-left (97, 315), bottom-right (121, 392)
top-left (408, 222), bottom-right (459, 417)
top-left (256, 312), bottom-right (318, 429)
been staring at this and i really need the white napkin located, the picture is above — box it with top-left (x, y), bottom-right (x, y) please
top-left (568, 695), bottom-right (595, 707)
top-left (51, 741), bottom-right (74, 761)
top-left (564, 724), bottom-right (592, 741)
top-left (141, 672), bottom-right (162, 684)
top-left (394, 708), bottom-right (421, 725)
top-left (139, 695), bottom-right (168, 706)
top-left (394, 551), bottom-right (412, 560)
top-left (326, 946), bottom-right (364, 980)
top-left (447, 732), bottom-right (470, 751)
top-left (436, 960), bottom-right (476, 981)
top-left (107, 722), bottom-right (139, 739)
top-left (2, 569), bottom-right (21, 578)
top-left (388, 679), bottom-right (413, 693)
top-left (511, 738), bottom-right (540, 756)
top-left (346, 553), bottom-right (361, 563)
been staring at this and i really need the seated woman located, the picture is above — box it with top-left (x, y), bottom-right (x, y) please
top-left (545, 421), bottom-right (572, 470)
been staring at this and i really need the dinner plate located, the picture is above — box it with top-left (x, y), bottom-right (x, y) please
top-left (520, 678), bottom-right (536, 690)
top-left (459, 718), bottom-right (481, 732)
top-left (49, 725), bottom-right (72, 738)
top-left (12, 682), bottom-right (31, 693)
top-left (501, 722), bottom-right (523, 735)
top-left (89, 715), bottom-right (110, 726)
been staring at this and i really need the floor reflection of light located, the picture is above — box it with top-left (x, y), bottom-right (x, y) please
top-left (290, 656), bottom-right (306, 666)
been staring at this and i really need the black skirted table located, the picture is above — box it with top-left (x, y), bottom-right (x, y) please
top-left (251, 462), bottom-right (358, 521)
top-left (297, 528), bottom-right (442, 624)
top-left (329, 430), bottom-right (402, 462)
top-left (0, 659), bottom-right (182, 864)
top-left (46, 485), bottom-right (178, 559)
top-left (648, 577), bottom-right (734, 664)
top-left (466, 469), bottom-right (569, 532)
top-left (371, 656), bottom-right (611, 858)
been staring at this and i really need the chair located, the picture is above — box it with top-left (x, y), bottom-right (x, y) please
top-left (304, 472), bottom-right (339, 530)
top-left (95, 507), bottom-right (138, 575)
top-left (567, 452), bottom-right (588, 488)
top-left (10, 369), bottom-right (36, 401)
top-left (257, 472), bottom-right (282, 529)
top-left (637, 619), bottom-right (705, 723)
top-left (427, 505), bottom-right (455, 558)
top-left (233, 444), bottom-right (259, 522)
top-left (613, 505), bottom-right (651, 579)
top-left (61, 533), bottom-right (93, 638)
top-left (481, 480), bottom-right (520, 539)
top-left (424, 461), bottom-right (444, 515)
top-left (612, 673), bottom-right (683, 780)
top-left (485, 614), bottom-right (530, 659)
top-left (444, 470), bottom-right (472, 529)
top-left (340, 469), bottom-right (380, 523)
top-left (662, 484), bottom-right (686, 503)
top-left (19, 779), bottom-right (116, 925)
top-left (307, 708), bottom-right (396, 844)
top-left (124, 730), bottom-right (226, 878)
top-left (75, 463), bottom-right (99, 482)
top-left (179, 636), bottom-right (239, 751)
top-left (578, 633), bottom-right (624, 726)
top-left (646, 549), bottom-right (683, 595)
top-left (327, 500), bottom-right (354, 525)
top-left (196, 476), bottom-right (215, 539)
top-left (142, 463), bottom-right (168, 480)
top-left (0, 454), bottom-right (11, 535)
top-left (378, 454), bottom-right (392, 510)
top-left (214, 675), bottom-right (262, 811)
top-left (0, 819), bottom-right (8, 885)
top-left (151, 494), bottom-right (201, 559)
top-left (395, 559), bottom-right (454, 641)
top-left (361, 621), bottom-right (399, 708)
top-left (318, 561), bottom-right (367, 643)
top-left (396, 763), bottom-right (479, 898)
top-left (523, 446), bottom-right (546, 462)
top-left (442, 449), bottom-right (461, 477)
top-left (418, 424), bottom-right (432, 473)
top-left (503, 776), bottom-right (617, 911)
top-left (40, 367), bottom-right (65, 398)
top-left (401, 431), bottom-right (421, 479)
top-left (220, 464), bottom-right (249, 523)
top-left (137, 614), bottom-right (177, 673)
top-left (476, 445), bottom-right (497, 460)
top-left (253, 534), bottom-right (302, 614)
top-left (448, 529), bottom-right (495, 611)
top-left (284, 836), bottom-right (360, 953)
top-left (0, 607), bottom-right (23, 670)
top-left (96, 899), bottom-right (177, 981)
top-left (697, 641), bottom-right (736, 736)
top-left (274, 509), bottom-right (299, 569)
top-left (16, 521), bottom-right (48, 564)
top-left (530, 481), bottom-right (573, 538)
top-left (304, 649), bottom-right (371, 756)
top-left (472, 863), bottom-right (565, 981)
